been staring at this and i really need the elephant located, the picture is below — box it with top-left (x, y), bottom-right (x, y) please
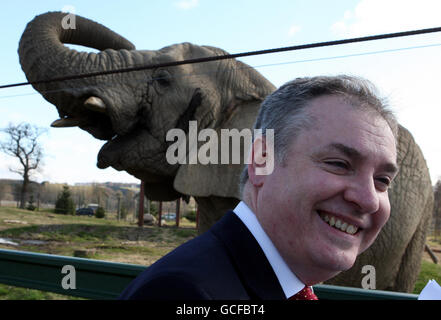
top-left (18, 12), bottom-right (433, 293)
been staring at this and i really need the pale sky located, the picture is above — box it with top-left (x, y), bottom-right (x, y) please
top-left (1, 0), bottom-right (440, 185)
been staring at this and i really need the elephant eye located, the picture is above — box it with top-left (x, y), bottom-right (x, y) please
top-left (154, 70), bottom-right (171, 87)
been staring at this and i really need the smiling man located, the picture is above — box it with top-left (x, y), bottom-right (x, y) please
top-left (120, 75), bottom-right (398, 300)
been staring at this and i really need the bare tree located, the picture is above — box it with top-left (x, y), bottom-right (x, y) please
top-left (0, 183), bottom-right (5, 207)
top-left (0, 123), bottom-right (46, 209)
top-left (434, 179), bottom-right (441, 240)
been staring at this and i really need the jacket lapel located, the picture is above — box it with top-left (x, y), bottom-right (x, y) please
top-left (211, 211), bottom-right (286, 300)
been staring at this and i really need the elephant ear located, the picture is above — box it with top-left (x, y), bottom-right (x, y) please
top-left (173, 48), bottom-right (275, 200)
top-left (173, 99), bottom-right (261, 199)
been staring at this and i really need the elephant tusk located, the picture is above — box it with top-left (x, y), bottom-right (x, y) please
top-left (51, 118), bottom-right (82, 128)
top-left (84, 96), bottom-right (107, 113)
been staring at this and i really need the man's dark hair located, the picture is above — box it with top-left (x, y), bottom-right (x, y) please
top-left (239, 75), bottom-right (398, 196)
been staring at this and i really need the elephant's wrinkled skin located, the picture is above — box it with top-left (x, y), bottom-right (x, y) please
top-left (19, 12), bottom-right (433, 292)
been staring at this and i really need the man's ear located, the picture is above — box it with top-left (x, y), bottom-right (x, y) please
top-left (247, 132), bottom-right (275, 187)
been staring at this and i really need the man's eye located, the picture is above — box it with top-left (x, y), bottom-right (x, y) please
top-left (325, 160), bottom-right (349, 170)
top-left (376, 177), bottom-right (391, 187)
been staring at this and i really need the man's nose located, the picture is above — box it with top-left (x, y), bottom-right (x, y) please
top-left (343, 176), bottom-right (380, 214)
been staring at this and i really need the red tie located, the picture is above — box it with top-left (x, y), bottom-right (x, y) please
top-left (289, 286), bottom-right (318, 300)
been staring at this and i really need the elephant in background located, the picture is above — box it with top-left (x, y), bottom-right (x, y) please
top-left (18, 12), bottom-right (433, 293)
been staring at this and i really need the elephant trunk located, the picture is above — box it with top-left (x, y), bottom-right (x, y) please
top-left (18, 12), bottom-right (136, 123)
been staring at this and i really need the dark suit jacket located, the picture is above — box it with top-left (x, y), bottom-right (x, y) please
top-left (118, 211), bottom-right (285, 300)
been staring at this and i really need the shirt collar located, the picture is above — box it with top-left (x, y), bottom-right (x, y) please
top-left (233, 201), bottom-right (305, 298)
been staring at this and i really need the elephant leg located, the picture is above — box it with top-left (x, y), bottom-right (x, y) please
top-left (389, 197), bottom-right (433, 292)
top-left (195, 196), bottom-right (240, 234)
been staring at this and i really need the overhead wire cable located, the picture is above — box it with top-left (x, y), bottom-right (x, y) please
top-left (1, 41), bottom-right (441, 100)
top-left (1, 25), bottom-right (441, 90)
top-left (251, 41), bottom-right (441, 68)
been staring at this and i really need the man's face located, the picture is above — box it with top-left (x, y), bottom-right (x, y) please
top-left (253, 95), bottom-right (398, 284)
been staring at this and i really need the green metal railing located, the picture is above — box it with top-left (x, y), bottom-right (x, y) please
top-left (0, 248), bottom-right (419, 300)
top-left (0, 248), bottom-right (145, 299)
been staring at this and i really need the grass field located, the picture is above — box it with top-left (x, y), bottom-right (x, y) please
top-left (0, 206), bottom-right (440, 299)
top-left (415, 236), bottom-right (441, 294)
top-left (0, 206), bottom-right (197, 300)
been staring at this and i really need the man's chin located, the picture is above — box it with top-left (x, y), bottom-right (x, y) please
top-left (314, 248), bottom-right (358, 274)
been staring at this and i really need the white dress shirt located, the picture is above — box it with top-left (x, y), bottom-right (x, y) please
top-left (233, 201), bottom-right (305, 298)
